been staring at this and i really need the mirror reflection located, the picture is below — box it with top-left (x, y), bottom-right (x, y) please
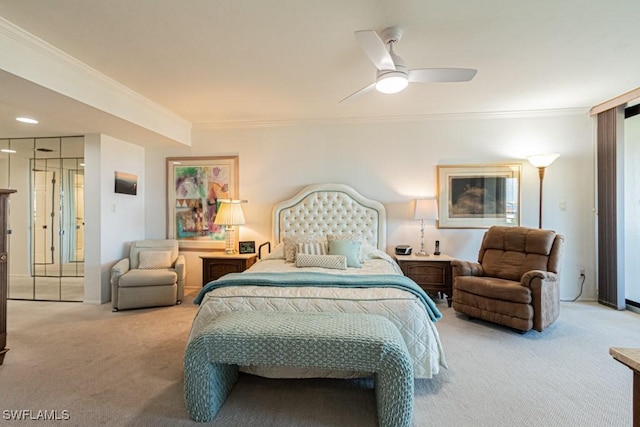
top-left (1, 136), bottom-right (84, 302)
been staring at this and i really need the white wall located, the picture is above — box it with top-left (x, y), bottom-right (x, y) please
top-left (84, 134), bottom-right (145, 304)
top-left (143, 112), bottom-right (597, 300)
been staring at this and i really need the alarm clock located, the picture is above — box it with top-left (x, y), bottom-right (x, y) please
top-left (395, 245), bottom-right (412, 255)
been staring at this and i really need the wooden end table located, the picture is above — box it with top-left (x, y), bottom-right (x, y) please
top-left (610, 347), bottom-right (640, 427)
top-left (201, 253), bottom-right (257, 286)
top-left (394, 253), bottom-right (455, 307)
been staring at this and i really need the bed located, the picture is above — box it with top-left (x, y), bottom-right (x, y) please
top-left (188, 183), bottom-right (447, 379)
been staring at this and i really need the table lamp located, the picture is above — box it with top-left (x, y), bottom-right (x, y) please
top-left (413, 198), bottom-right (439, 256)
top-left (213, 199), bottom-right (246, 254)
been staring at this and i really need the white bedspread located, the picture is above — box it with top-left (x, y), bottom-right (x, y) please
top-left (189, 252), bottom-right (447, 379)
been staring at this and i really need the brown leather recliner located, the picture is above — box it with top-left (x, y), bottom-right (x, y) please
top-left (452, 226), bottom-right (564, 332)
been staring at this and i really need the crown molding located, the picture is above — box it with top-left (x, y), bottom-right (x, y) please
top-left (0, 17), bottom-right (191, 145)
top-left (194, 107), bottom-right (590, 130)
top-left (0, 17), bottom-right (187, 122)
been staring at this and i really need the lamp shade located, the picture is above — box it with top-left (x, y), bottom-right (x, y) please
top-left (527, 153), bottom-right (560, 168)
top-left (413, 198), bottom-right (439, 220)
top-left (213, 201), bottom-right (245, 226)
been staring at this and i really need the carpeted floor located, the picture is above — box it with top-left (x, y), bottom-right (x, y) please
top-left (0, 291), bottom-right (637, 426)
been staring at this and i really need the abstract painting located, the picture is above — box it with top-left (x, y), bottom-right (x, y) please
top-left (166, 156), bottom-right (239, 249)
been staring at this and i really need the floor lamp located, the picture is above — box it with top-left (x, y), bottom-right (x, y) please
top-left (213, 199), bottom-right (247, 254)
top-left (527, 153), bottom-right (559, 229)
top-left (413, 198), bottom-right (439, 256)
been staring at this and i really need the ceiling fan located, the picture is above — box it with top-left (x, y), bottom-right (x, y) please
top-left (340, 27), bottom-right (477, 103)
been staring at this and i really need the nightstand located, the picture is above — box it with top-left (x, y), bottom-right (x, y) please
top-left (201, 253), bottom-right (257, 286)
top-left (394, 253), bottom-right (455, 307)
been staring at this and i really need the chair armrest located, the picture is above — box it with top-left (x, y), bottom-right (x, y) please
top-left (174, 254), bottom-right (186, 301)
top-left (521, 270), bottom-right (559, 289)
top-left (521, 270), bottom-right (561, 332)
top-left (110, 258), bottom-right (130, 286)
top-left (451, 260), bottom-right (484, 278)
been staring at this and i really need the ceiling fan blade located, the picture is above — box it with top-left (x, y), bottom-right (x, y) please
top-left (339, 82), bottom-right (376, 103)
top-left (408, 68), bottom-right (477, 83)
top-left (354, 30), bottom-right (395, 71)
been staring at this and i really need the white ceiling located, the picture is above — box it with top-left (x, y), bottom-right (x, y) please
top-left (0, 0), bottom-right (639, 141)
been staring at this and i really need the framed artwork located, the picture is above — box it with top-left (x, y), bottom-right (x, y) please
top-left (239, 241), bottom-right (256, 254)
top-left (437, 163), bottom-right (521, 228)
top-left (166, 156), bottom-right (239, 249)
top-left (114, 171), bottom-right (137, 195)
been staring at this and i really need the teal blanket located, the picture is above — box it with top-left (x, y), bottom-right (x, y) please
top-left (195, 272), bottom-right (442, 322)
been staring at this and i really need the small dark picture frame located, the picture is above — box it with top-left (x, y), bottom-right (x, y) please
top-left (114, 171), bottom-right (137, 195)
top-left (239, 241), bottom-right (256, 254)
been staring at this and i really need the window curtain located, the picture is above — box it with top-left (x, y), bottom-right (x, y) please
top-left (597, 107), bottom-right (626, 309)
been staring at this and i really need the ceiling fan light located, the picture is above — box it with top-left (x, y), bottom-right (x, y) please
top-left (375, 72), bottom-right (408, 94)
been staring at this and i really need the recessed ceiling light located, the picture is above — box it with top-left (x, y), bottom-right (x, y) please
top-left (1, 149), bottom-right (17, 154)
top-left (16, 117), bottom-right (38, 124)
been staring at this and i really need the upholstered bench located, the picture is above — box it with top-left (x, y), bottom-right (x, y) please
top-left (183, 311), bottom-right (414, 427)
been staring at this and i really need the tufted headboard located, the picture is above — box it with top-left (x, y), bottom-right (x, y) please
top-left (272, 183), bottom-right (387, 250)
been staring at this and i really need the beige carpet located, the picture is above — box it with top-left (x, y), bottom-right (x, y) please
top-left (0, 291), bottom-right (636, 426)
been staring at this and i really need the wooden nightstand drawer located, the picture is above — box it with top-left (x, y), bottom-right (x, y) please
top-left (403, 263), bottom-right (447, 286)
top-left (395, 254), bottom-right (454, 307)
top-left (201, 254), bottom-right (257, 286)
top-left (207, 261), bottom-right (242, 279)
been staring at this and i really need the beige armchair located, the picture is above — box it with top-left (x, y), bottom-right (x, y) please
top-left (452, 226), bottom-right (564, 332)
top-left (110, 239), bottom-right (186, 311)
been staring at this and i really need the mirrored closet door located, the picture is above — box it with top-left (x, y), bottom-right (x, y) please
top-left (0, 136), bottom-right (84, 302)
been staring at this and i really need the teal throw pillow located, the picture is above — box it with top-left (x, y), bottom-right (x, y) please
top-left (328, 239), bottom-right (361, 268)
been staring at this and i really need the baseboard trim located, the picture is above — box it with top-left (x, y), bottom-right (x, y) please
top-left (625, 299), bottom-right (640, 314)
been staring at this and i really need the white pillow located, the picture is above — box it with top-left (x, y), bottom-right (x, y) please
top-left (360, 241), bottom-right (379, 259)
top-left (283, 235), bottom-right (323, 263)
top-left (295, 253), bottom-right (347, 270)
top-left (261, 243), bottom-right (285, 260)
top-left (138, 251), bottom-right (172, 269)
top-left (297, 241), bottom-right (328, 255)
top-left (326, 233), bottom-right (363, 243)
